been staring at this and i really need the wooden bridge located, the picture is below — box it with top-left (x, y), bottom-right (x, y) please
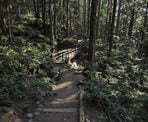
top-left (53, 41), bottom-right (83, 63)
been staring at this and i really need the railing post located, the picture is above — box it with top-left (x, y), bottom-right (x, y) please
top-left (62, 54), bottom-right (64, 63)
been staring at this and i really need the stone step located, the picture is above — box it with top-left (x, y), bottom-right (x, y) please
top-left (42, 108), bottom-right (78, 113)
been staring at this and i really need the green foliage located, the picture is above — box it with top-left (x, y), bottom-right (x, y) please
top-left (84, 79), bottom-right (130, 122)
top-left (0, 15), bottom-right (52, 76)
top-left (0, 75), bottom-right (53, 108)
top-left (0, 17), bottom-right (55, 112)
top-left (84, 38), bottom-right (148, 122)
top-left (0, 41), bottom-right (51, 75)
top-left (84, 77), bottom-right (148, 122)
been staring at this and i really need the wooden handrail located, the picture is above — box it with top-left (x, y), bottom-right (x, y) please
top-left (53, 46), bottom-right (79, 63)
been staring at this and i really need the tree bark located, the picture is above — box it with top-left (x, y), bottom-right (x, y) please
top-left (87, 0), bottom-right (91, 37)
top-left (96, 0), bottom-right (101, 39)
top-left (83, 0), bottom-right (87, 35)
top-left (108, 0), bottom-right (117, 56)
top-left (36, 0), bottom-right (40, 18)
top-left (140, 1), bottom-right (148, 56)
top-left (33, 0), bottom-right (37, 18)
top-left (115, 0), bottom-right (121, 36)
top-left (63, 0), bottom-right (65, 24)
top-left (50, 0), bottom-right (55, 42)
top-left (7, 6), bottom-right (13, 42)
top-left (107, 0), bottom-right (113, 40)
top-left (49, 0), bottom-right (51, 38)
top-left (128, 0), bottom-right (135, 37)
top-left (88, 0), bottom-right (98, 68)
top-left (66, 0), bottom-right (69, 37)
top-left (42, 0), bottom-right (46, 34)
top-left (104, 0), bottom-right (112, 40)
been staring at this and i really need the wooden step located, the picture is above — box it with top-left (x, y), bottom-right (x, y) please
top-left (45, 99), bottom-right (79, 108)
top-left (42, 108), bottom-right (77, 113)
top-left (51, 99), bottom-right (78, 103)
top-left (36, 112), bottom-right (78, 122)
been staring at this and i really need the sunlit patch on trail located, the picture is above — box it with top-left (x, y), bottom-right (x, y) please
top-left (52, 81), bottom-right (73, 90)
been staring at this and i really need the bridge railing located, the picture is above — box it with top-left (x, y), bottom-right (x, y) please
top-left (53, 46), bottom-right (79, 63)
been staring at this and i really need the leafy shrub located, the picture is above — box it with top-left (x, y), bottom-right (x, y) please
top-left (84, 38), bottom-right (148, 122)
top-left (84, 79), bottom-right (131, 122)
top-left (0, 19), bottom-right (55, 112)
top-left (0, 75), bottom-right (53, 108)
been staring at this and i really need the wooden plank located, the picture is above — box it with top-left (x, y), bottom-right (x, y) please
top-left (54, 48), bottom-right (73, 55)
top-left (42, 108), bottom-right (77, 113)
top-left (54, 48), bottom-right (78, 57)
top-left (79, 88), bottom-right (85, 122)
top-left (51, 99), bottom-right (78, 104)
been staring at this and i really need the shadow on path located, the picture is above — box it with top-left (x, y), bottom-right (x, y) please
top-left (33, 63), bottom-right (84, 122)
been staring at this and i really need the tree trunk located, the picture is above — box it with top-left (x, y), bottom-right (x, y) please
top-left (36, 0), bottom-right (40, 18)
top-left (42, 0), bottom-right (46, 34)
top-left (53, 0), bottom-right (56, 39)
top-left (128, 0), bottom-right (135, 37)
top-left (107, 0), bottom-right (113, 40)
top-left (83, 0), bottom-right (87, 35)
top-left (49, 0), bottom-right (51, 38)
top-left (115, 0), bottom-right (121, 36)
top-left (66, 0), bottom-right (69, 37)
top-left (96, 0), bottom-right (101, 39)
top-left (63, 0), bottom-right (65, 24)
top-left (33, 0), bottom-right (37, 18)
top-left (0, 0), bottom-right (4, 35)
top-left (108, 0), bottom-right (117, 56)
top-left (88, 0), bottom-right (98, 68)
top-left (7, 6), bottom-right (13, 42)
top-left (33, 0), bottom-right (40, 23)
top-left (50, 0), bottom-right (55, 42)
top-left (140, 1), bottom-right (148, 56)
top-left (77, 0), bottom-right (80, 29)
top-left (69, 9), bottom-right (72, 34)
top-left (104, 0), bottom-right (112, 40)
top-left (87, 0), bottom-right (91, 37)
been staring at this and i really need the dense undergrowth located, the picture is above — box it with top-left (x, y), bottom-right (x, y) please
top-left (83, 38), bottom-right (148, 122)
top-left (0, 15), bottom-right (56, 113)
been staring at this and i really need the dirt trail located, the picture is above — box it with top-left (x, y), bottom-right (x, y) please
top-left (32, 64), bottom-right (84, 122)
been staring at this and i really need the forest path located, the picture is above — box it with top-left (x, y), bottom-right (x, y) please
top-left (32, 63), bottom-right (84, 122)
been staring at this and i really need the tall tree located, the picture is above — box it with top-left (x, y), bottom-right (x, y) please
top-left (96, 0), bottom-right (102, 38)
top-left (33, 0), bottom-right (37, 18)
top-left (83, 0), bottom-right (87, 35)
top-left (88, 0), bottom-right (98, 68)
top-left (7, 5), bottom-right (13, 42)
top-left (107, 0), bottom-right (113, 39)
top-left (66, 0), bottom-right (69, 36)
top-left (108, 0), bottom-right (117, 56)
top-left (115, 0), bottom-right (121, 36)
top-left (139, 1), bottom-right (148, 56)
top-left (41, 0), bottom-right (46, 34)
top-left (87, 0), bottom-right (92, 37)
top-left (33, 0), bottom-right (40, 19)
top-left (62, 0), bottom-right (65, 24)
top-left (128, 0), bottom-right (136, 37)
top-left (49, 0), bottom-right (56, 42)
top-left (104, 0), bottom-right (112, 40)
